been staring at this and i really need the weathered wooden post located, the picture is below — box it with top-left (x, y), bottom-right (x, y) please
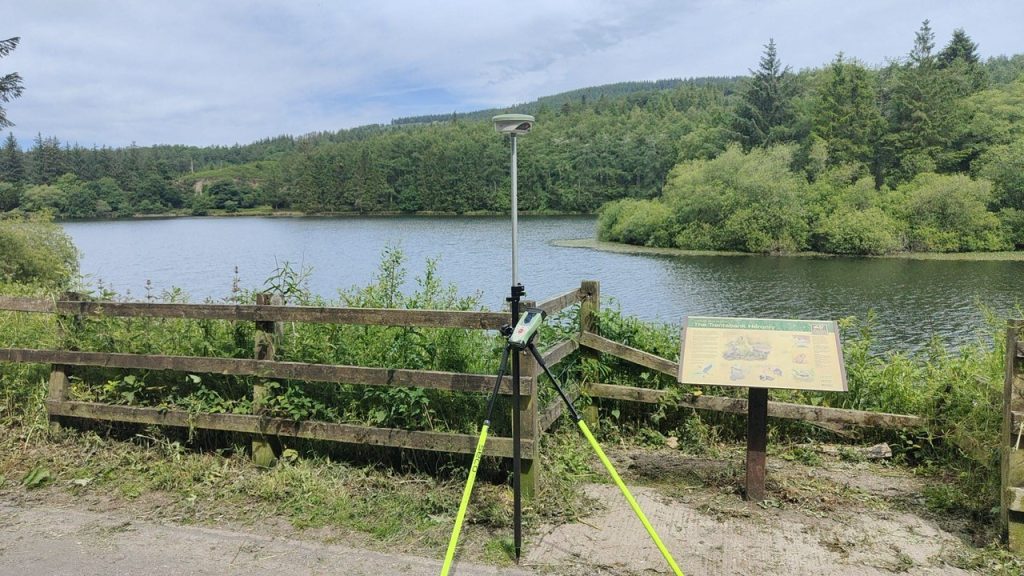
top-left (1002, 320), bottom-right (1024, 551)
top-left (252, 293), bottom-right (283, 467)
top-left (745, 387), bottom-right (769, 502)
top-left (511, 297), bottom-right (539, 497)
top-left (47, 291), bottom-right (81, 432)
top-left (579, 280), bottom-right (601, 429)
top-left (519, 341), bottom-right (540, 497)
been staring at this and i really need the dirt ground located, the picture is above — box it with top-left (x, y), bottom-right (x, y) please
top-left (0, 445), bottom-right (997, 576)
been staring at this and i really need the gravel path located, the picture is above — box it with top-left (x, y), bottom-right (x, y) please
top-left (0, 450), bottom-right (989, 576)
top-left (0, 504), bottom-right (531, 576)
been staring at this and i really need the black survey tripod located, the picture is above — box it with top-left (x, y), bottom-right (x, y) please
top-left (439, 306), bottom-right (685, 576)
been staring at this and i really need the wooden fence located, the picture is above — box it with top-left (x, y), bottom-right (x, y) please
top-left (1, 279), bottom-right (931, 496)
top-left (0, 283), bottom-right (594, 493)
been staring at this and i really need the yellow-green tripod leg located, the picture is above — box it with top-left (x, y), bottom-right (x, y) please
top-left (440, 423), bottom-right (489, 576)
top-left (577, 419), bottom-right (685, 576)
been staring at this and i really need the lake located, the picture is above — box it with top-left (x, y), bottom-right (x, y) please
top-left (61, 215), bottom-right (1024, 352)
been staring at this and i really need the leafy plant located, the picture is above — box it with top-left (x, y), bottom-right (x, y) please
top-left (21, 465), bottom-right (52, 488)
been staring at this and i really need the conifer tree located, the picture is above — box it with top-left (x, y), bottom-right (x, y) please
top-left (908, 20), bottom-right (935, 68)
top-left (0, 37), bottom-right (23, 128)
top-left (734, 39), bottom-right (797, 149)
top-left (0, 132), bottom-right (24, 182)
top-left (938, 28), bottom-right (986, 91)
top-left (812, 55), bottom-right (884, 174)
top-left (939, 28), bottom-right (980, 66)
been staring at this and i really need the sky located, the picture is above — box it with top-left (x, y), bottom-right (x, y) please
top-left (3, 0), bottom-right (1022, 149)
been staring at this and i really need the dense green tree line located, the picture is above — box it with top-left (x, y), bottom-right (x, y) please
top-left (0, 79), bottom-right (735, 216)
top-left (1, 21), bottom-right (1024, 255)
top-left (600, 23), bottom-right (1024, 254)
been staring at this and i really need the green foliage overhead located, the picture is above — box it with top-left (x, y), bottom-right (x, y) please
top-left (0, 37), bottom-right (24, 129)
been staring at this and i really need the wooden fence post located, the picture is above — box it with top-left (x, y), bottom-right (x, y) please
top-left (745, 387), bottom-right (769, 502)
top-left (1002, 320), bottom-right (1024, 551)
top-left (252, 293), bottom-right (283, 467)
top-left (516, 297), bottom-right (539, 497)
top-left (579, 280), bottom-right (600, 429)
top-left (47, 291), bottom-right (80, 432)
top-left (519, 345), bottom-right (540, 497)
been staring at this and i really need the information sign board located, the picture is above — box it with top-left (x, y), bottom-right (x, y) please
top-left (678, 316), bottom-right (846, 392)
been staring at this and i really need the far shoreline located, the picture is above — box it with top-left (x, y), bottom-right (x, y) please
top-left (552, 238), bottom-right (1024, 262)
top-left (51, 208), bottom-right (595, 222)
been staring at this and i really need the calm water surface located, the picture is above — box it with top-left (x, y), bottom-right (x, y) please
top-left (61, 216), bottom-right (1024, 352)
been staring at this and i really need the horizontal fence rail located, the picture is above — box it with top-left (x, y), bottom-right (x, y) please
top-left (587, 382), bottom-right (924, 430)
top-left (0, 297), bottom-right (508, 329)
top-left (534, 288), bottom-right (583, 317)
top-left (578, 331), bottom-right (677, 376)
top-left (577, 330), bottom-right (925, 431)
top-left (47, 400), bottom-right (529, 458)
top-left (0, 348), bottom-right (532, 395)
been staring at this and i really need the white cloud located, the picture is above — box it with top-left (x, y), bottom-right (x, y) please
top-left (2, 0), bottom-right (1021, 148)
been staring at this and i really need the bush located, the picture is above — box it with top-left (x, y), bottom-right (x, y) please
top-left (673, 221), bottom-right (721, 250)
top-left (998, 208), bottom-right (1024, 248)
top-left (0, 214), bottom-right (79, 288)
top-left (0, 182), bottom-right (20, 212)
top-left (813, 206), bottom-right (903, 255)
top-left (897, 173), bottom-right (1010, 252)
top-left (662, 144), bottom-right (810, 253)
top-left (976, 138), bottom-right (1024, 210)
top-left (597, 198), bottom-right (675, 247)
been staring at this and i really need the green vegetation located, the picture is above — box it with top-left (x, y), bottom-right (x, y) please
top-left (0, 37), bottom-right (23, 129)
top-left (0, 251), bottom-right (599, 562)
top-left (26, 251), bottom-right (504, 435)
top-left (598, 22), bottom-right (1024, 255)
top-left (0, 213), bottom-right (78, 288)
top-left (0, 244), bottom-right (1019, 564)
top-left (0, 23), bottom-right (1019, 257)
top-left (601, 145), bottom-right (1016, 254)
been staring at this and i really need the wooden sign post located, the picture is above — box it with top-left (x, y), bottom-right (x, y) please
top-left (678, 317), bottom-right (847, 501)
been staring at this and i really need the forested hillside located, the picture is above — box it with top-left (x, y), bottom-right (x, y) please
top-left (389, 78), bottom-right (724, 125)
top-left (598, 25), bottom-right (1024, 254)
top-left (1, 21), bottom-right (1023, 255)
top-left (0, 75), bottom-right (739, 216)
